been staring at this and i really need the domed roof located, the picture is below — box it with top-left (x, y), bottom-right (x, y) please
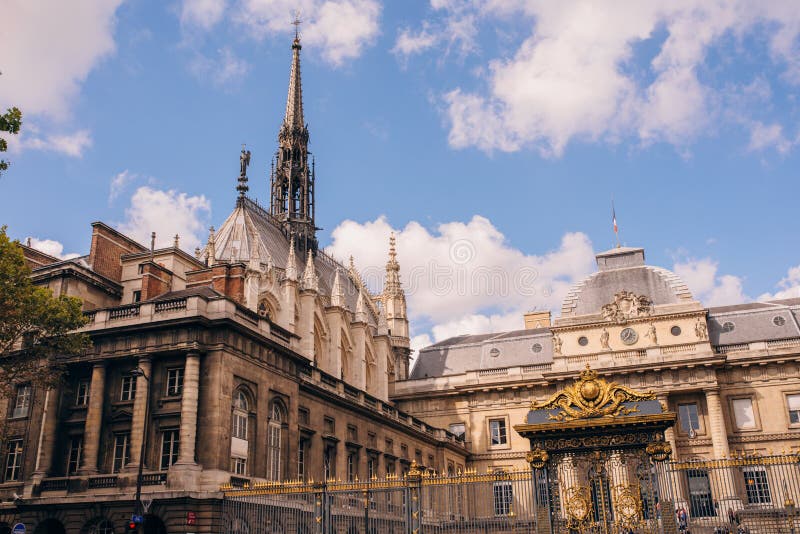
top-left (561, 247), bottom-right (694, 317)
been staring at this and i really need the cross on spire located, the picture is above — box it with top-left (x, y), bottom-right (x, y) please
top-left (292, 10), bottom-right (302, 40)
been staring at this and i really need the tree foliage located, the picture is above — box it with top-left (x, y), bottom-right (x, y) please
top-left (0, 106), bottom-right (22, 176)
top-left (0, 226), bottom-right (90, 401)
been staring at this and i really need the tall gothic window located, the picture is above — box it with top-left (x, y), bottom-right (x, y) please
top-left (231, 389), bottom-right (250, 475)
top-left (268, 402), bottom-right (285, 481)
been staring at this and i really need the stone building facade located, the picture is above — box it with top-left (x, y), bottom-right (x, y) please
top-left (395, 246), bottom-right (800, 479)
top-left (0, 34), bottom-right (466, 534)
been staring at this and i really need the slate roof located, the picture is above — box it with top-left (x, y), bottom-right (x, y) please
top-left (205, 196), bottom-right (376, 324)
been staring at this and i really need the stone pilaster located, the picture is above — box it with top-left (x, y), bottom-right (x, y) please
top-left (176, 352), bottom-right (200, 466)
top-left (128, 357), bottom-right (151, 468)
top-left (704, 389), bottom-right (730, 458)
top-left (33, 387), bottom-right (60, 477)
top-left (80, 362), bottom-right (106, 474)
top-left (705, 388), bottom-right (740, 514)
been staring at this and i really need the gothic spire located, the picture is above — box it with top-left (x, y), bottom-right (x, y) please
top-left (330, 269), bottom-right (345, 308)
top-left (285, 236), bottom-right (298, 281)
top-left (270, 29), bottom-right (317, 254)
top-left (302, 250), bottom-right (318, 292)
top-left (384, 233), bottom-right (402, 297)
top-left (283, 27), bottom-right (304, 132)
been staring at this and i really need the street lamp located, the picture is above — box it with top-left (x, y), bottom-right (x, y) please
top-left (130, 366), bottom-right (150, 529)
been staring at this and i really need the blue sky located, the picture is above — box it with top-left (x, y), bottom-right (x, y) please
top-left (2, 0), bottom-right (800, 349)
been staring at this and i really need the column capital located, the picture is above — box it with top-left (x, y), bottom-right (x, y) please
top-left (703, 387), bottom-right (721, 396)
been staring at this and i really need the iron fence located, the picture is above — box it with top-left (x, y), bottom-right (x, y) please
top-left (220, 454), bottom-right (800, 534)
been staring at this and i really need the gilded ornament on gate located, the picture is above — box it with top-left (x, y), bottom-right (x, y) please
top-left (531, 364), bottom-right (655, 421)
top-left (614, 485), bottom-right (642, 524)
top-left (565, 486), bottom-right (592, 530)
top-left (525, 448), bottom-right (549, 469)
top-left (645, 440), bottom-right (672, 461)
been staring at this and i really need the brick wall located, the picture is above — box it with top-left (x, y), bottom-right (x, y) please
top-left (88, 223), bottom-right (146, 282)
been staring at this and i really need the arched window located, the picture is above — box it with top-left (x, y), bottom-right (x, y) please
top-left (268, 402), bottom-right (285, 481)
top-left (232, 390), bottom-right (249, 439)
top-left (231, 389), bottom-right (251, 475)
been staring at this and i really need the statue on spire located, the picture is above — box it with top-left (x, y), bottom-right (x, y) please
top-left (237, 145), bottom-right (251, 197)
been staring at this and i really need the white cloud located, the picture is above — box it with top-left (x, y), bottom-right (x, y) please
top-left (118, 186), bottom-right (211, 251)
top-left (27, 237), bottom-right (80, 260)
top-left (673, 257), bottom-right (748, 307)
top-left (109, 170), bottom-right (138, 203)
top-left (0, 1), bottom-right (123, 120)
top-left (189, 47), bottom-right (250, 89)
top-left (19, 129), bottom-right (93, 158)
top-left (187, 0), bottom-right (381, 66)
top-left (758, 265), bottom-right (800, 301)
top-left (403, 1), bottom-right (800, 156)
top-left (393, 27), bottom-right (439, 58)
top-left (748, 121), bottom-right (794, 154)
top-left (327, 215), bottom-right (595, 344)
top-left (181, 0), bottom-right (227, 30)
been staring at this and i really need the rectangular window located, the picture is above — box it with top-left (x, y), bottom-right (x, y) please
top-left (347, 425), bottom-right (358, 442)
top-left (132, 290), bottom-right (142, 303)
top-left (788, 394), bottom-right (800, 424)
top-left (232, 412), bottom-right (248, 440)
top-left (298, 406), bottom-right (310, 426)
top-left (113, 433), bottom-right (131, 473)
top-left (385, 439), bottom-right (393, 454)
top-left (120, 375), bottom-right (137, 401)
top-left (415, 449), bottom-right (423, 465)
top-left (493, 480), bottom-right (513, 516)
top-left (298, 439), bottom-right (306, 480)
top-left (166, 368), bottom-right (184, 396)
top-left (67, 436), bottom-right (82, 475)
top-left (386, 459), bottom-right (395, 477)
top-left (367, 432), bottom-right (377, 448)
top-left (449, 422), bottom-right (466, 441)
top-left (400, 444), bottom-right (408, 459)
top-left (12, 385), bottom-right (32, 418)
top-left (489, 418), bottom-right (508, 446)
top-left (323, 417), bottom-right (335, 435)
top-left (4, 439), bottom-right (23, 481)
top-left (231, 457), bottom-right (247, 475)
top-left (324, 445), bottom-right (336, 480)
top-left (75, 380), bottom-right (90, 406)
top-left (686, 469), bottom-right (715, 517)
top-left (744, 467), bottom-right (771, 504)
top-left (160, 429), bottom-right (180, 469)
top-left (678, 403), bottom-right (700, 434)
top-left (732, 398), bottom-right (756, 429)
top-left (347, 452), bottom-right (357, 481)
top-left (368, 456), bottom-right (375, 479)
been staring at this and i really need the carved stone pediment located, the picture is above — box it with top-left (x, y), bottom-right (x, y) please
top-left (601, 290), bottom-right (652, 324)
top-left (531, 365), bottom-right (655, 421)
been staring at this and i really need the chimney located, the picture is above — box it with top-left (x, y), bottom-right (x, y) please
top-left (524, 310), bottom-right (551, 329)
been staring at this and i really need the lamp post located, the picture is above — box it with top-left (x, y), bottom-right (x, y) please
top-left (130, 366), bottom-right (150, 529)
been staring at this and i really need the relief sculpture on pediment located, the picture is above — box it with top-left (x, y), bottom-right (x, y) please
top-left (601, 290), bottom-right (653, 325)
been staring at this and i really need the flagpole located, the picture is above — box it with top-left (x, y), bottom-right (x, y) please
top-left (612, 199), bottom-right (620, 248)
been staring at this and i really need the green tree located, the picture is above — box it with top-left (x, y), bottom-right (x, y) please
top-left (0, 106), bottom-right (22, 176)
top-left (0, 226), bottom-right (90, 403)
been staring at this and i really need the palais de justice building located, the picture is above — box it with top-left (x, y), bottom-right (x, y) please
top-left (1, 31), bottom-right (799, 534)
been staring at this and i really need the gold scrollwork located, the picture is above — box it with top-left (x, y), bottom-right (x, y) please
top-left (531, 365), bottom-right (655, 421)
top-left (565, 485), bottom-right (593, 531)
top-left (646, 440), bottom-right (672, 462)
top-left (613, 484), bottom-right (643, 527)
top-left (525, 448), bottom-right (549, 469)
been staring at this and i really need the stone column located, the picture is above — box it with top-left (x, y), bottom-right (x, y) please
top-left (80, 362), bottom-right (106, 474)
top-left (176, 352), bottom-right (200, 465)
top-left (704, 389), bottom-right (730, 458)
top-left (704, 388), bottom-right (740, 515)
top-left (127, 357), bottom-right (151, 469)
top-left (33, 387), bottom-right (61, 477)
top-left (659, 394), bottom-right (686, 511)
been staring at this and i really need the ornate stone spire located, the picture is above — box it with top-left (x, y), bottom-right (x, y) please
top-left (270, 29), bottom-right (317, 254)
top-left (206, 226), bottom-right (216, 265)
top-left (285, 236), bottom-right (298, 281)
top-left (377, 302), bottom-right (389, 336)
top-left (283, 25), bottom-right (304, 132)
top-left (330, 269), bottom-right (345, 308)
top-left (384, 232), bottom-right (402, 297)
top-left (355, 288), bottom-right (367, 323)
top-left (301, 250), bottom-right (318, 292)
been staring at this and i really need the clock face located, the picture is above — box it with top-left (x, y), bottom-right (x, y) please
top-left (620, 327), bottom-right (638, 345)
